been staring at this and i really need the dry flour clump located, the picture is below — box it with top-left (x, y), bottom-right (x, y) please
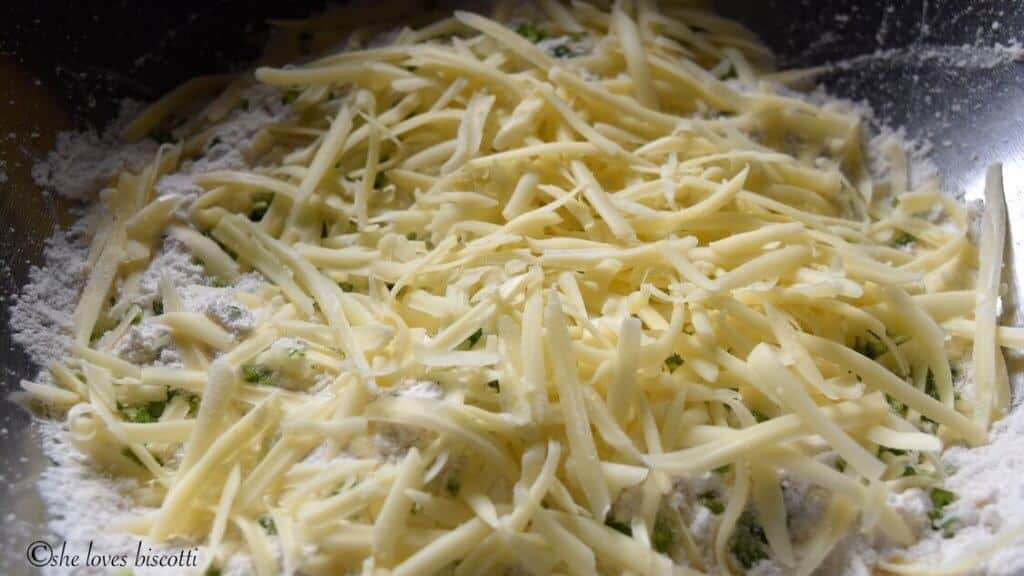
top-left (32, 131), bottom-right (157, 202)
top-left (9, 215), bottom-right (95, 367)
top-left (113, 321), bottom-right (174, 365)
top-left (134, 236), bottom-right (207, 307)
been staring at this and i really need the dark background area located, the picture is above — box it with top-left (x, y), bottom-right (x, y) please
top-left (0, 1), bottom-right (1022, 574)
top-left (0, 1), bottom-right (312, 126)
top-left (2, 1), bottom-right (1023, 130)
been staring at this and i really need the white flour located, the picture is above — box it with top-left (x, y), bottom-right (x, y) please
top-left (9, 22), bottom-right (1024, 576)
top-left (134, 236), bottom-right (207, 308)
top-left (113, 321), bottom-right (173, 365)
top-left (9, 215), bottom-right (94, 368)
top-left (32, 129), bottom-right (157, 202)
top-left (904, 412), bottom-right (1024, 575)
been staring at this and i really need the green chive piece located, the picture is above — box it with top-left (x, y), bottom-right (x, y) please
top-left (665, 353), bottom-right (684, 373)
top-left (460, 328), bottom-right (483, 350)
top-left (242, 365), bottom-right (274, 386)
top-left (515, 22), bottom-right (547, 43)
top-left (651, 513), bottom-right (675, 554)
top-left (698, 493), bottom-right (725, 515)
top-left (258, 515), bottom-right (277, 535)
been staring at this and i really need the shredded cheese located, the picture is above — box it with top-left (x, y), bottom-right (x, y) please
top-left (32, 2), bottom-right (1010, 575)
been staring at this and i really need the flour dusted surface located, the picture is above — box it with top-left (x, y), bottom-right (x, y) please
top-left (9, 218), bottom-right (92, 368)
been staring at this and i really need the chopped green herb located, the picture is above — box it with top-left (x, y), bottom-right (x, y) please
top-left (835, 457), bottom-right (846, 472)
top-left (852, 330), bottom-right (888, 360)
top-left (732, 512), bottom-right (770, 569)
top-left (205, 568), bottom-right (222, 576)
top-left (249, 192), bottom-right (275, 222)
top-left (190, 256), bottom-right (204, 267)
top-left (210, 276), bottom-right (228, 288)
top-left (930, 487), bottom-right (956, 510)
top-left (287, 346), bottom-right (306, 358)
top-left (119, 400), bottom-right (166, 424)
top-left (714, 464), bottom-right (731, 475)
top-left (258, 515), bottom-right (277, 535)
top-left (459, 328), bottom-right (483, 350)
top-left (651, 513), bottom-right (676, 555)
top-left (698, 493), bottom-right (725, 515)
top-left (242, 365), bottom-right (274, 386)
top-left (925, 368), bottom-right (940, 400)
top-left (903, 466), bottom-right (917, 477)
top-left (170, 389), bottom-right (201, 417)
top-left (515, 22), bottom-right (547, 43)
top-left (552, 44), bottom-right (572, 58)
top-left (152, 300), bottom-right (164, 315)
top-left (130, 310), bottom-right (143, 325)
top-left (891, 230), bottom-right (915, 247)
top-left (487, 380), bottom-right (500, 392)
top-left (445, 476), bottom-right (461, 496)
top-left (939, 517), bottom-right (959, 538)
top-left (665, 353), bottom-right (684, 373)
top-left (886, 394), bottom-right (906, 414)
top-left (928, 488), bottom-right (958, 534)
top-left (339, 282), bottom-right (355, 292)
top-left (605, 517), bottom-right (633, 536)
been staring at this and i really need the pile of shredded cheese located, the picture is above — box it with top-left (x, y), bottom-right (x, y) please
top-left (23, 1), bottom-right (1021, 574)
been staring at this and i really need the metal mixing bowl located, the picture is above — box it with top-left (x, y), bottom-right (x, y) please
top-left (1, 1), bottom-right (1022, 574)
